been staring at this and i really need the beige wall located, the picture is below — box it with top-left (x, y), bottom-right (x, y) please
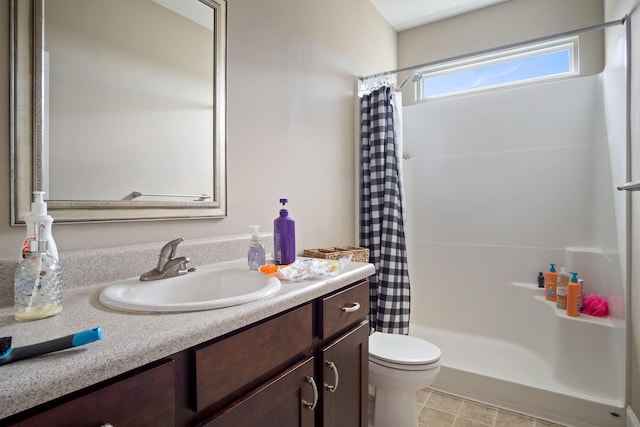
top-left (0, 0), bottom-right (396, 259)
top-left (397, 0), bottom-right (605, 104)
top-left (605, 0), bottom-right (640, 422)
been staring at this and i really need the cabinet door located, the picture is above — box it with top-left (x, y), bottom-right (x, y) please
top-left (6, 359), bottom-right (175, 427)
top-left (320, 321), bottom-right (369, 427)
top-left (199, 357), bottom-right (316, 427)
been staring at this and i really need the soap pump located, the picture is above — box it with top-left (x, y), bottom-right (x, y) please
top-left (248, 225), bottom-right (266, 270)
top-left (21, 191), bottom-right (58, 261)
top-left (274, 198), bottom-right (295, 265)
top-left (14, 222), bottom-right (62, 321)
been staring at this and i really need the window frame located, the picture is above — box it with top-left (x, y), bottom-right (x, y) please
top-left (414, 35), bottom-right (580, 101)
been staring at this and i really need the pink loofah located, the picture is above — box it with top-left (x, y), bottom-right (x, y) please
top-left (582, 294), bottom-right (609, 317)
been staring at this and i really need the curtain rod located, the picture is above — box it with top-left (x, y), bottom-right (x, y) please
top-left (359, 16), bottom-right (627, 81)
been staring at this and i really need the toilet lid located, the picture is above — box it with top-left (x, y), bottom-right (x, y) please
top-left (369, 332), bottom-right (441, 365)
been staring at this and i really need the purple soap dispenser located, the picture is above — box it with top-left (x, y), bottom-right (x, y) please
top-left (274, 198), bottom-right (296, 265)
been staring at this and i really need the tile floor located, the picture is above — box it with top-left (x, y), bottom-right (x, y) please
top-left (416, 388), bottom-right (566, 427)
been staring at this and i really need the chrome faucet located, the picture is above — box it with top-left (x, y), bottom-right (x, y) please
top-left (140, 238), bottom-right (196, 281)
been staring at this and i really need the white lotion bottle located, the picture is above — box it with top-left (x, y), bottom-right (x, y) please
top-left (21, 191), bottom-right (58, 261)
top-left (248, 225), bottom-right (266, 270)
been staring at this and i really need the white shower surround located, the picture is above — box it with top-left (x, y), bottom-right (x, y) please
top-left (403, 74), bottom-right (626, 426)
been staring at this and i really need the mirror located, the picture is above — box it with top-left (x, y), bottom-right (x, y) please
top-left (10, 0), bottom-right (227, 223)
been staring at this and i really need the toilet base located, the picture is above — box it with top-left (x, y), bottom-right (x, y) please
top-left (372, 387), bottom-right (418, 427)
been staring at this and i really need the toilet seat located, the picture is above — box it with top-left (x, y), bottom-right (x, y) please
top-left (369, 332), bottom-right (441, 371)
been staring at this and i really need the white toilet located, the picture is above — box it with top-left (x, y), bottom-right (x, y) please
top-left (369, 331), bottom-right (441, 427)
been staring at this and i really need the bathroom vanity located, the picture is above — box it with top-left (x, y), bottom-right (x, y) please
top-left (0, 260), bottom-right (374, 427)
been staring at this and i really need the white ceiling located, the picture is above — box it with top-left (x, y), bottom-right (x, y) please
top-left (369, 0), bottom-right (510, 32)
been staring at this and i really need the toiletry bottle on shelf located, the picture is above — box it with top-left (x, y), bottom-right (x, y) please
top-left (274, 198), bottom-right (295, 265)
top-left (537, 272), bottom-right (544, 288)
top-left (545, 263), bottom-right (558, 302)
top-left (248, 225), bottom-right (266, 270)
top-left (578, 279), bottom-right (584, 312)
top-left (14, 222), bottom-right (62, 321)
top-left (567, 272), bottom-right (581, 317)
top-left (556, 267), bottom-right (570, 309)
top-left (21, 191), bottom-right (58, 261)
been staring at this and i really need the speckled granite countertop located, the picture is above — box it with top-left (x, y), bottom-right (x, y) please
top-left (0, 259), bottom-right (375, 419)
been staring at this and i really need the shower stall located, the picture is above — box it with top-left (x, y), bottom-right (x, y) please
top-left (357, 12), bottom-right (631, 425)
top-left (399, 25), bottom-right (628, 427)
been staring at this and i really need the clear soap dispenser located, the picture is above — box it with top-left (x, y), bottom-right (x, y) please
top-left (14, 223), bottom-right (62, 321)
top-left (248, 225), bottom-right (266, 270)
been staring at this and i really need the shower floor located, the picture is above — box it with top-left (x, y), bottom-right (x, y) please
top-left (411, 325), bottom-right (626, 426)
top-left (414, 324), bottom-right (622, 404)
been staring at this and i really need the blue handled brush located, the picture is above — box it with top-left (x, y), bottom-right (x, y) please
top-left (0, 327), bottom-right (103, 366)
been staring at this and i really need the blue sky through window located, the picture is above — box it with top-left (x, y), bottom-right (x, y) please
top-left (423, 49), bottom-right (572, 97)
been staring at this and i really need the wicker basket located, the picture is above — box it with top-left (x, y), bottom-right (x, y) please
top-left (302, 246), bottom-right (369, 263)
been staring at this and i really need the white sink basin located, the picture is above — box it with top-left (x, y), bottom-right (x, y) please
top-left (99, 265), bottom-right (281, 313)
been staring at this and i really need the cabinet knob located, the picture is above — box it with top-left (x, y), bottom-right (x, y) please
top-left (325, 361), bottom-right (340, 393)
top-left (302, 376), bottom-right (318, 411)
top-left (341, 302), bottom-right (361, 313)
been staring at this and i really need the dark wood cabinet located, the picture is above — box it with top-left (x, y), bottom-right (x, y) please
top-left (3, 360), bottom-right (176, 427)
top-left (198, 357), bottom-right (317, 427)
top-left (193, 303), bottom-right (313, 413)
top-left (200, 280), bottom-right (369, 427)
top-left (320, 321), bottom-right (369, 427)
top-left (2, 279), bottom-right (370, 427)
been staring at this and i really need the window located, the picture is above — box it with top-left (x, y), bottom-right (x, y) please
top-left (416, 36), bottom-right (579, 100)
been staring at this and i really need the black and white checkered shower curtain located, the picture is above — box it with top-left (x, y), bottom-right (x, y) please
top-left (359, 85), bottom-right (411, 334)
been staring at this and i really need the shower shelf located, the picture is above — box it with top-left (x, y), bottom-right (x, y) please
top-left (510, 282), bottom-right (623, 328)
top-left (534, 295), bottom-right (622, 328)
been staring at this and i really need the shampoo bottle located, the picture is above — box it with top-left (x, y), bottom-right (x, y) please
top-left (545, 263), bottom-right (557, 302)
top-left (567, 272), bottom-right (581, 317)
top-left (537, 272), bottom-right (544, 288)
top-left (556, 267), bottom-right (570, 309)
top-left (21, 191), bottom-right (58, 261)
top-left (14, 222), bottom-right (62, 321)
top-left (578, 279), bottom-right (584, 312)
top-left (274, 198), bottom-right (295, 265)
top-left (248, 225), bottom-right (266, 270)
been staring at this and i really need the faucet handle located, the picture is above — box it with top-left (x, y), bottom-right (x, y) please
top-left (167, 256), bottom-right (196, 276)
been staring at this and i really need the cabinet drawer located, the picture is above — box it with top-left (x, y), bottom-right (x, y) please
top-left (7, 359), bottom-right (175, 427)
top-left (320, 280), bottom-right (369, 340)
top-left (194, 303), bottom-right (313, 412)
